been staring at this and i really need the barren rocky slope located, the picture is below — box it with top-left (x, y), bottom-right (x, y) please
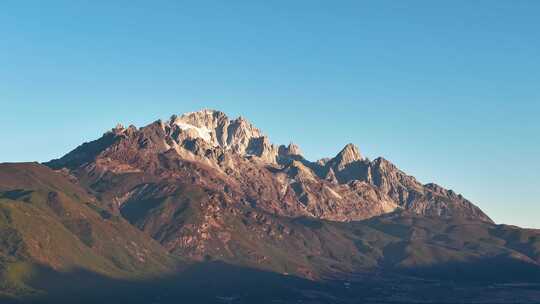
top-left (47, 109), bottom-right (490, 223)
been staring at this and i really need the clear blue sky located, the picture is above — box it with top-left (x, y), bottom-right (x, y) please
top-left (1, 1), bottom-right (539, 228)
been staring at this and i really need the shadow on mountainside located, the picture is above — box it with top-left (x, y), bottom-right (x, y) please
top-left (19, 262), bottom-right (324, 304)
top-left (4, 259), bottom-right (539, 304)
top-left (397, 255), bottom-right (540, 283)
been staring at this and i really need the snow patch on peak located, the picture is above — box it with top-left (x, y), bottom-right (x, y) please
top-left (174, 121), bottom-right (213, 142)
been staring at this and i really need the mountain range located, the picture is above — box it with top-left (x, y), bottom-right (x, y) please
top-left (0, 109), bottom-right (538, 303)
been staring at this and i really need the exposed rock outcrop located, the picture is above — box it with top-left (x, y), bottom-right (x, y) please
top-left (46, 109), bottom-right (492, 223)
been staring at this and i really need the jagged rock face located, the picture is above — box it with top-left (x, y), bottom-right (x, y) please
top-left (327, 143), bottom-right (363, 171)
top-left (166, 110), bottom-right (279, 163)
top-left (279, 143), bottom-right (302, 157)
top-left (46, 109), bottom-right (491, 223)
top-left (318, 155), bottom-right (491, 222)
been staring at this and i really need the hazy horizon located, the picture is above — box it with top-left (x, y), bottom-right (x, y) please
top-left (1, 1), bottom-right (539, 229)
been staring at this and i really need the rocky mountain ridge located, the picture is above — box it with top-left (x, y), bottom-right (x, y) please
top-left (47, 109), bottom-right (491, 223)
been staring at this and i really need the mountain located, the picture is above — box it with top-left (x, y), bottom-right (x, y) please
top-left (46, 109), bottom-right (491, 223)
top-left (0, 109), bottom-right (538, 303)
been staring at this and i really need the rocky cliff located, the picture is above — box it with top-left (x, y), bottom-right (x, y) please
top-left (47, 109), bottom-right (491, 223)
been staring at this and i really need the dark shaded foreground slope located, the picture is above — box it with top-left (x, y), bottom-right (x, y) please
top-left (2, 260), bottom-right (540, 304)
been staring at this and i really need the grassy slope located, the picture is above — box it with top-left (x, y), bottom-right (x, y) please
top-left (0, 163), bottom-right (178, 299)
top-left (339, 212), bottom-right (540, 279)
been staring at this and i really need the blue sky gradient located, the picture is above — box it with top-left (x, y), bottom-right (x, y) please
top-left (1, 1), bottom-right (539, 228)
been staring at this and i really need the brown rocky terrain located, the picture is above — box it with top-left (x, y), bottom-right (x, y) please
top-left (46, 109), bottom-right (491, 223)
